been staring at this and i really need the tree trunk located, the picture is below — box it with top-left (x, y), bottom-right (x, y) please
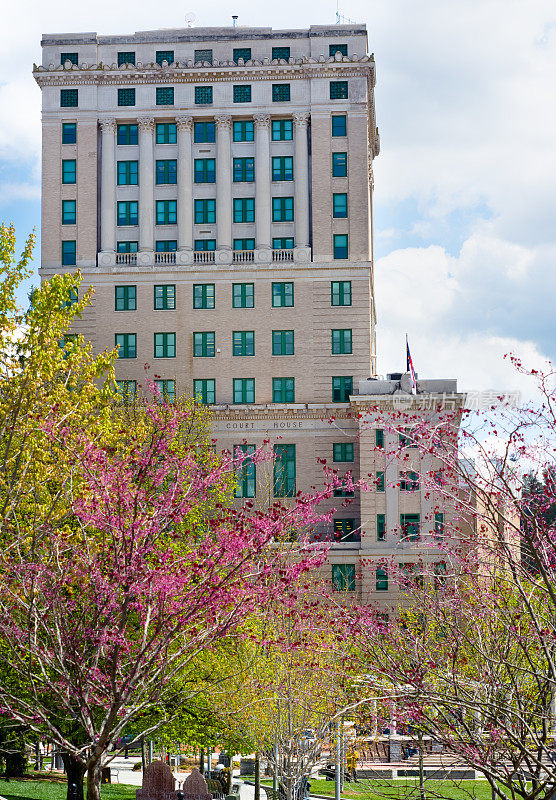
top-left (254, 753), bottom-right (260, 800)
top-left (141, 737), bottom-right (146, 772)
top-left (417, 731), bottom-right (426, 800)
top-left (199, 748), bottom-right (205, 776)
top-left (227, 753), bottom-right (235, 794)
top-left (62, 754), bottom-right (86, 800)
top-left (86, 760), bottom-right (103, 800)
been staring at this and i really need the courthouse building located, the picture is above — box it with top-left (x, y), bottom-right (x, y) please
top-left (34, 23), bottom-right (463, 605)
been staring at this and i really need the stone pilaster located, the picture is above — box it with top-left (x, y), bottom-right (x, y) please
top-left (215, 115), bottom-right (232, 251)
top-left (293, 113), bottom-right (310, 248)
top-left (138, 116), bottom-right (155, 252)
top-left (254, 114), bottom-right (271, 250)
top-left (176, 115), bottom-right (193, 253)
top-left (99, 117), bottom-right (116, 254)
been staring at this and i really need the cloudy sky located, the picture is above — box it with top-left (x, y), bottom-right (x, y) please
top-left (2, 0), bottom-right (555, 394)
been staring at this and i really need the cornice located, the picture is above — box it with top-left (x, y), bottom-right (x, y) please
top-left (33, 56), bottom-right (375, 87)
top-left (209, 404), bottom-right (356, 421)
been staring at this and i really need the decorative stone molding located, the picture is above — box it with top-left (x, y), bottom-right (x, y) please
top-left (253, 114), bottom-right (271, 128)
top-left (175, 115), bottom-right (193, 130)
top-left (99, 117), bottom-right (117, 133)
top-left (214, 114), bottom-right (232, 129)
top-left (137, 116), bottom-right (155, 132)
top-left (293, 112), bottom-right (310, 128)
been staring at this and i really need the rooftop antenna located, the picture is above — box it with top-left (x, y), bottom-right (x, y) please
top-left (184, 12), bottom-right (196, 27)
top-left (335, 0), bottom-right (357, 25)
top-left (232, 15), bottom-right (238, 27)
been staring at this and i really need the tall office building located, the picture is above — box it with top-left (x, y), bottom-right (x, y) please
top-left (34, 24), bottom-right (462, 604)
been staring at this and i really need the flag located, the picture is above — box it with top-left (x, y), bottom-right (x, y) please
top-left (406, 335), bottom-right (417, 395)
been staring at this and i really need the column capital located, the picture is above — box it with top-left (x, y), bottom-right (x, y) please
top-left (254, 114), bottom-right (271, 129)
top-left (176, 115), bottom-right (193, 131)
top-left (215, 114), bottom-right (232, 130)
top-left (99, 117), bottom-right (117, 133)
top-left (293, 112), bottom-right (310, 128)
top-left (137, 116), bottom-right (155, 132)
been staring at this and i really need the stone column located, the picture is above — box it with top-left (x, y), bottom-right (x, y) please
top-left (138, 116), bottom-right (155, 252)
top-left (254, 114), bottom-right (271, 250)
top-left (215, 115), bottom-right (232, 251)
top-left (99, 117), bottom-right (116, 254)
top-left (293, 113), bottom-right (310, 248)
top-left (176, 115), bottom-right (193, 253)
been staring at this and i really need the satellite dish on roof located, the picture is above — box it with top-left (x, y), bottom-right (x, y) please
top-left (185, 12), bottom-right (196, 27)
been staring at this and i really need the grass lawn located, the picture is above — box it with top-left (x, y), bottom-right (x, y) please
top-left (0, 778), bottom-right (136, 800)
top-left (259, 777), bottom-right (494, 800)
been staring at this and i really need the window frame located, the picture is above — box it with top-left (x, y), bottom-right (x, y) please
top-left (156, 122), bottom-right (177, 144)
top-left (272, 196), bottom-right (294, 222)
top-left (117, 88), bottom-right (136, 107)
top-left (331, 280), bottom-right (352, 306)
top-left (193, 331), bottom-right (215, 358)
top-left (194, 158), bottom-right (216, 184)
top-left (273, 443), bottom-right (296, 497)
top-left (272, 156), bottom-right (294, 182)
top-left (233, 378), bottom-right (255, 404)
top-left (117, 124), bottom-right (138, 146)
top-left (272, 84), bottom-right (291, 102)
top-left (272, 330), bottom-right (294, 356)
top-left (330, 80), bottom-right (349, 99)
top-left (233, 197), bottom-right (255, 223)
top-left (271, 282), bottom-right (294, 308)
top-left (60, 89), bottom-right (78, 107)
top-left (61, 159), bottom-right (76, 184)
top-left (232, 283), bottom-right (254, 308)
top-left (272, 377), bottom-right (295, 403)
top-left (156, 87), bottom-right (174, 106)
top-left (332, 376), bottom-right (353, 402)
top-left (155, 200), bottom-right (177, 226)
top-left (333, 442), bottom-right (354, 462)
top-left (331, 328), bottom-right (352, 355)
top-left (233, 120), bottom-right (255, 141)
top-left (117, 160), bottom-right (139, 185)
top-left (193, 378), bottom-right (216, 404)
top-left (233, 157), bottom-right (255, 183)
top-left (61, 240), bottom-right (76, 266)
top-left (232, 331), bottom-right (255, 357)
top-left (193, 284), bottom-right (215, 310)
top-left (154, 284), bottom-right (176, 311)
top-left (234, 444), bottom-right (256, 498)
top-left (332, 564), bottom-right (356, 592)
top-left (333, 193), bottom-right (348, 218)
top-left (155, 159), bottom-right (177, 185)
top-left (115, 333), bottom-right (137, 359)
top-left (331, 115), bottom-right (347, 137)
top-left (117, 201), bottom-right (139, 227)
top-left (153, 332), bottom-right (176, 358)
top-left (193, 121), bottom-right (215, 143)
top-left (333, 234), bottom-right (349, 259)
top-left (233, 85), bottom-right (252, 103)
top-left (115, 285), bottom-right (137, 312)
top-left (194, 86), bottom-right (213, 105)
top-left (62, 122), bottom-right (77, 144)
top-left (61, 199), bottom-right (76, 225)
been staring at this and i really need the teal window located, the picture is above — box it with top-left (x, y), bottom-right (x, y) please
top-left (115, 285), bottom-right (136, 311)
top-left (329, 44), bottom-right (348, 57)
top-left (330, 80), bottom-right (348, 99)
top-left (62, 200), bottom-right (76, 225)
top-left (334, 519), bottom-right (359, 543)
top-left (332, 564), bottom-right (356, 591)
top-left (118, 88), bottom-right (135, 106)
top-left (193, 332), bottom-right (215, 357)
top-left (273, 377), bottom-right (295, 403)
top-left (233, 157), bottom-right (255, 182)
top-left (62, 159), bottom-right (76, 184)
top-left (272, 156), bottom-right (293, 181)
top-left (272, 282), bottom-right (294, 308)
top-left (63, 286), bottom-right (78, 308)
top-left (155, 200), bottom-right (177, 225)
top-left (272, 197), bottom-right (294, 222)
top-left (194, 379), bottom-right (215, 404)
top-left (377, 514), bottom-right (386, 541)
top-left (233, 48), bottom-right (251, 63)
top-left (271, 119), bottom-right (293, 141)
top-left (156, 159), bottom-right (177, 184)
top-left (61, 240), bottom-right (76, 266)
top-left (62, 122), bottom-right (76, 144)
top-left (233, 85), bottom-right (252, 103)
top-left (156, 50), bottom-right (174, 65)
top-left (333, 193), bottom-right (348, 218)
top-left (233, 198), bottom-right (255, 223)
top-left (61, 52), bottom-right (78, 65)
top-left (117, 242), bottom-right (138, 253)
top-left (194, 121), bottom-right (215, 142)
top-left (333, 234), bottom-right (348, 259)
top-left (272, 46), bottom-right (290, 60)
top-left (154, 332), bottom-right (176, 358)
top-left (332, 152), bottom-right (347, 176)
top-left (235, 444), bottom-right (256, 498)
top-left (116, 380), bottom-right (137, 403)
top-left (117, 201), bottom-right (138, 226)
top-left (272, 330), bottom-right (294, 356)
top-left (194, 49), bottom-right (213, 64)
top-left (332, 329), bottom-right (352, 354)
top-left (434, 512), bottom-right (444, 539)
top-left (273, 238), bottom-right (294, 249)
top-left (232, 283), bottom-right (254, 308)
top-left (274, 444), bottom-right (296, 497)
top-left (155, 379), bottom-right (175, 402)
top-left (434, 561), bottom-right (447, 589)
top-left (332, 376), bottom-right (352, 402)
top-left (156, 122), bottom-right (177, 144)
top-left (154, 285), bottom-right (176, 310)
top-left (333, 442), bottom-right (354, 462)
top-left (399, 428), bottom-right (418, 448)
top-left (118, 51), bottom-right (135, 66)
top-left (195, 86), bottom-right (213, 105)
top-left (194, 199), bottom-right (216, 224)
top-left (272, 84), bottom-right (290, 102)
top-left (334, 476), bottom-right (354, 498)
top-left (117, 160), bottom-right (138, 185)
top-left (375, 428), bottom-right (384, 448)
top-left (332, 115), bottom-right (347, 137)
top-left (400, 471), bottom-right (420, 492)
top-left (60, 89), bottom-right (78, 107)
top-left (156, 87), bottom-right (174, 105)
top-left (233, 331), bottom-right (255, 356)
top-left (376, 471), bottom-right (385, 492)
top-left (194, 239), bottom-right (216, 251)
top-left (233, 120), bottom-right (254, 141)
top-left (331, 280), bottom-right (351, 306)
top-left (375, 567), bottom-right (388, 591)
top-left (401, 513), bottom-right (421, 541)
top-left (233, 378), bottom-right (255, 404)
top-left (233, 238), bottom-right (255, 250)
top-left (194, 284), bottom-right (215, 309)
top-left (155, 240), bottom-right (177, 252)
top-left (117, 124), bottom-right (138, 145)
top-left (194, 159), bottom-right (216, 183)
top-left (115, 333), bottom-right (136, 359)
